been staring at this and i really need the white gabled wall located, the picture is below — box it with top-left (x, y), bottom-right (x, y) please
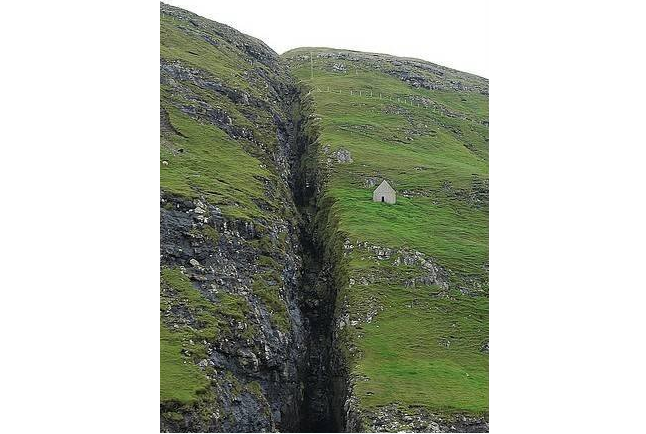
top-left (372, 180), bottom-right (396, 204)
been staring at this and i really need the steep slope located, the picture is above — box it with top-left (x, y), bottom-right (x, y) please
top-left (283, 48), bottom-right (489, 432)
top-left (160, 3), bottom-right (488, 432)
top-left (160, 3), bottom-right (307, 431)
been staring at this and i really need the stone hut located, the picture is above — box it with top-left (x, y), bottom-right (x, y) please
top-left (373, 180), bottom-right (396, 204)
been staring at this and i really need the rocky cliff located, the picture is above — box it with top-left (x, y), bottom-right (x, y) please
top-left (160, 3), bottom-right (309, 431)
top-left (160, 3), bottom-right (488, 432)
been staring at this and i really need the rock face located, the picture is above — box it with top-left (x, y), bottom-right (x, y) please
top-left (160, 193), bottom-right (304, 432)
top-left (161, 4), bottom-right (488, 433)
top-left (160, 4), bottom-right (312, 432)
top-left (161, 4), bottom-right (353, 432)
top-left (357, 405), bottom-right (489, 433)
top-left (334, 148), bottom-right (353, 164)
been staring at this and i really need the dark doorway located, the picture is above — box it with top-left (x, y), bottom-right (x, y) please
top-left (381, 196), bottom-right (384, 202)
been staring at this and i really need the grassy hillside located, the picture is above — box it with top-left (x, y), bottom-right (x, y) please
top-left (283, 47), bottom-right (489, 418)
top-left (160, 4), bottom-right (306, 431)
top-left (160, 11), bottom-right (296, 222)
top-left (160, 8), bottom-right (269, 407)
top-left (160, 1), bottom-right (488, 427)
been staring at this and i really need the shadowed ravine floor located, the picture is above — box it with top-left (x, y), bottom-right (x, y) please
top-left (290, 95), bottom-right (342, 432)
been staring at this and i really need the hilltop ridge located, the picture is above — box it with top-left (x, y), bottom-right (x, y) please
top-left (284, 46), bottom-right (488, 82)
top-left (160, 3), bottom-right (487, 432)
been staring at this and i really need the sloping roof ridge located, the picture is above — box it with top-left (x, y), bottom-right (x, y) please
top-left (377, 179), bottom-right (394, 189)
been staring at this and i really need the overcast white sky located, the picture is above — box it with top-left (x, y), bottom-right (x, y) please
top-left (164, 0), bottom-right (489, 77)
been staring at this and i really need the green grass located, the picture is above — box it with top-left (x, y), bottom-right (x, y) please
top-left (160, 105), bottom-right (273, 221)
top-left (284, 48), bottom-right (488, 415)
top-left (352, 285), bottom-right (488, 414)
top-left (160, 322), bottom-right (210, 404)
top-left (161, 14), bottom-right (254, 95)
top-left (333, 189), bottom-right (488, 279)
top-left (160, 7), bottom-right (306, 426)
top-left (161, 267), bottom-right (250, 339)
top-left (285, 53), bottom-right (488, 278)
top-left (202, 224), bottom-right (220, 243)
top-left (160, 267), bottom-right (254, 406)
top-left (160, 11), bottom-right (489, 417)
top-left (161, 12), bottom-right (296, 222)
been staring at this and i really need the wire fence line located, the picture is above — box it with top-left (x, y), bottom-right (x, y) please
top-left (303, 86), bottom-right (487, 129)
top-left (306, 85), bottom-right (434, 109)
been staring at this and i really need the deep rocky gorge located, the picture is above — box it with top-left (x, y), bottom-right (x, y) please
top-left (160, 3), bottom-right (487, 432)
top-left (160, 3), bottom-right (347, 432)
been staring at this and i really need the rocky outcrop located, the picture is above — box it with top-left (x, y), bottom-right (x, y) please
top-left (333, 148), bottom-right (353, 164)
top-left (161, 4), bottom-right (353, 432)
top-left (358, 405), bottom-right (488, 433)
top-left (161, 5), bottom-right (487, 433)
top-left (160, 3), bottom-right (308, 432)
top-left (345, 241), bottom-right (451, 290)
top-left (160, 192), bottom-right (305, 431)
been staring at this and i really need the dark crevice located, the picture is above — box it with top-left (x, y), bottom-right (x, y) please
top-left (298, 235), bottom-right (337, 432)
top-left (287, 87), bottom-right (345, 432)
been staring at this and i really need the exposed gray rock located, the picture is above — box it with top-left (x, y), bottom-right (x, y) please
top-left (333, 148), bottom-right (353, 163)
top-left (364, 177), bottom-right (379, 188)
top-left (160, 4), bottom-right (308, 432)
top-left (349, 402), bottom-right (489, 433)
top-left (480, 339), bottom-right (489, 354)
top-left (162, 6), bottom-right (488, 433)
top-left (332, 62), bottom-right (347, 72)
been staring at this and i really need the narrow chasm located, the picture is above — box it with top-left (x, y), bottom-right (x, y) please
top-left (288, 88), bottom-right (347, 433)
